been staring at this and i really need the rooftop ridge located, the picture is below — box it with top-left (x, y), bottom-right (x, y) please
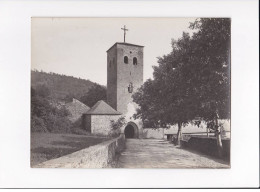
top-left (85, 100), bottom-right (122, 115)
top-left (106, 42), bottom-right (144, 52)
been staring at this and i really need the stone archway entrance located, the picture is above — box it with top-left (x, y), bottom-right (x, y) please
top-left (124, 122), bottom-right (139, 138)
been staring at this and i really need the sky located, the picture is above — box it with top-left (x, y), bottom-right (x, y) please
top-left (31, 17), bottom-right (196, 86)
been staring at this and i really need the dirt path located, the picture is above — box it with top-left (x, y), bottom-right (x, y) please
top-left (117, 139), bottom-right (229, 168)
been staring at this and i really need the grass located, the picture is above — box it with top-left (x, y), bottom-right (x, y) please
top-left (31, 132), bottom-right (109, 166)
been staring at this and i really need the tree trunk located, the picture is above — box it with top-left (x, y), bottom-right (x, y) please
top-left (176, 122), bottom-right (182, 146)
top-left (215, 112), bottom-right (223, 157)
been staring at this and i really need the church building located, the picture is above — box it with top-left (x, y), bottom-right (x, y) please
top-left (83, 26), bottom-right (144, 138)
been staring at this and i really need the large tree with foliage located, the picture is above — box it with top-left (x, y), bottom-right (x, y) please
top-left (133, 32), bottom-right (198, 145)
top-left (31, 85), bottom-right (72, 133)
top-left (188, 18), bottom-right (231, 156)
top-left (80, 84), bottom-right (107, 107)
top-left (133, 18), bottom-right (231, 154)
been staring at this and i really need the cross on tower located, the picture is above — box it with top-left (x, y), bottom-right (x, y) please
top-left (121, 25), bottom-right (129, 43)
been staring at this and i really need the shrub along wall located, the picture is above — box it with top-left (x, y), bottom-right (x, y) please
top-left (181, 137), bottom-right (230, 161)
top-left (34, 134), bottom-right (125, 168)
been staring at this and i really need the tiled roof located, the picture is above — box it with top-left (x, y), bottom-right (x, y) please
top-left (85, 100), bottom-right (122, 115)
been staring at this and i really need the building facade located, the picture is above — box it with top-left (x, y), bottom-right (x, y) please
top-left (106, 42), bottom-right (144, 138)
top-left (107, 42), bottom-right (144, 114)
top-left (82, 100), bottom-right (121, 135)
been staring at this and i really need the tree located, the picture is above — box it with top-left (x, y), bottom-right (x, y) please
top-left (80, 84), bottom-right (107, 107)
top-left (133, 18), bottom-right (231, 154)
top-left (31, 86), bottom-right (72, 133)
top-left (133, 32), bottom-right (198, 145)
top-left (35, 84), bottom-right (51, 98)
top-left (188, 18), bottom-right (231, 156)
top-left (110, 116), bottom-right (127, 137)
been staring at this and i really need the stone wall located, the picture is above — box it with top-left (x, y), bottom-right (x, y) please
top-left (143, 128), bottom-right (165, 139)
top-left (142, 119), bottom-right (230, 139)
top-left (116, 44), bottom-right (143, 114)
top-left (107, 43), bottom-right (144, 114)
top-left (181, 137), bottom-right (230, 161)
top-left (34, 134), bottom-right (125, 168)
top-left (107, 45), bottom-right (117, 110)
top-left (164, 119), bottom-right (230, 138)
top-left (91, 115), bottom-right (120, 135)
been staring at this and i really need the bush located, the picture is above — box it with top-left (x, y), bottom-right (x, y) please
top-left (71, 118), bottom-right (83, 129)
top-left (31, 96), bottom-right (52, 117)
top-left (71, 127), bottom-right (91, 135)
top-left (109, 116), bottom-right (126, 137)
top-left (52, 117), bottom-right (72, 133)
top-left (35, 84), bottom-right (51, 98)
top-left (31, 116), bottom-right (48, 132)
top-left (70, 118), bottom-right (91, 135)
top-left (109, 128), bottom-right (121, 138)
top-left (44, 114), bottom-right (72, 133)
top-left (52, 105), bottom-right (71, 117)
top-left (80, 85), bottom-right (107, 107)
top-left (31, 86), bottom-right (73, 133)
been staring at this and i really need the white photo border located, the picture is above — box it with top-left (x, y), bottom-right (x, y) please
top-left (0, 0), bottom-right (259, 188)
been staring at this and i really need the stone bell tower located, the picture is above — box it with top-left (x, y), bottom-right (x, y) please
top-left (106, 42), bottom-right (144, 114)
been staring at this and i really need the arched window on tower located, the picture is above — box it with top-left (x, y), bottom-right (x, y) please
top-left (133, 57), bottom-right (137, 65)
top-left (124, 56), bottom-right (128, 64)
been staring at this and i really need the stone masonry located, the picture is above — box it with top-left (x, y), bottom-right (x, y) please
top-left (107, 43), bottom-right (144, 115)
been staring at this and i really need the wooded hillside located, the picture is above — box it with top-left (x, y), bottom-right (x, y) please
top-left (31, 70), bottom-right (105, 101)
top-left (31, 70), bottom-right (107, 133)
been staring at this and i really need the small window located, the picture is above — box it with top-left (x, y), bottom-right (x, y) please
top-left (128, 82), bottom-right (133, 93)
top-left (133, 57), bottom-right (137, 65)
top-left (109, 61), bottom-right (112, 68)
top-left (124, 56), bottom-right (128, 64)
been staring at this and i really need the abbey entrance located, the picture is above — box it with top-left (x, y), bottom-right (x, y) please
top-left (124, 122), bottom-right (139, 138)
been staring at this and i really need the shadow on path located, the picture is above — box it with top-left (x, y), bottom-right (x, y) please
top-left (117, 139), bottom-right (230, 168)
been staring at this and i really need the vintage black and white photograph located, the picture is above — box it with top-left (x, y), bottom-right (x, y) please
top-left (31, 17), bottom-right (231, 168)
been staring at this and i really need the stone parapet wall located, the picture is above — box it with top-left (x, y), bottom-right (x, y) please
top-left (34, 134), bottom-right (125, 168)
top-left (143, 119), bottom-right (230, 139)
top-left (164, 119), bottom-right (230, 135)
top-left (181, 137), bottom-right (230, 161)
top-left (143, 128), bottom-right (165, 139)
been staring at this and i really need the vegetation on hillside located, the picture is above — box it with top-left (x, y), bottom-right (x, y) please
top-left (132, 18), bottom-right (231, 156)
top-left (31, 70), bottom-right (107, 133)
top-left (80, 85), bottom-right (107, 108)
top-left (31, 85), bottom-right (72, 133)
top-left (31, 70), bottom-right (106, 105)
